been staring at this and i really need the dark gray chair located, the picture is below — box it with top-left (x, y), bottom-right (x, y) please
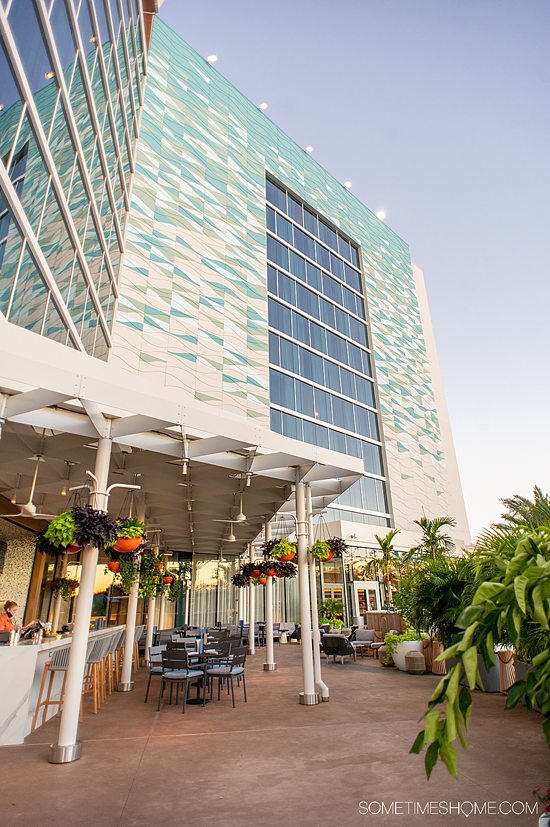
top-left (322, 634), bottom-right (356, 663)
top-left (206, 650), bottom-right (248, 707)
top-left (157, 649), bottom-right (204, 713)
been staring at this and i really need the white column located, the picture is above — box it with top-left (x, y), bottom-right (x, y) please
top-left (296, 469), bottom-right (318, 704)
top-left (263, 520), bottom-right (276, 671)
top-left (247, 543), bottom-right (255, 655)
top-left (49, 435), bottom-right (112, 763)
top-left (306, 484), bottom-right (329, 701)
top-left (158, 594), bottom-right (166, 631)
top-left (118, 496), bottom-right (145, 692)
top-left (145, 596), bottom-right (156, 658)
top-left (51, 552), bottom-right (68, 632)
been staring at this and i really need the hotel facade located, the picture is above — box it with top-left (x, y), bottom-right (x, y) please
top-left (0, 1), bottom-right (469, 630)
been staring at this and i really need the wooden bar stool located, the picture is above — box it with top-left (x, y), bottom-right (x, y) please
top-left (31, 646), bottom-right (71, 733)
top-left (82, 636), bottom-right (112, 714)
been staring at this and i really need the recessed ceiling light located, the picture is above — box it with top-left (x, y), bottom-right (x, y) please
top-left (206, 54), bottom-right (218, 63)
top-left (376, 210), bottom-right (386, 221)
top-left (259, 102), bottom-right (268, 110)
top-left (344, 181), bottom-right (352, 189)
top-left (305, 145), bottom-right (313, 153)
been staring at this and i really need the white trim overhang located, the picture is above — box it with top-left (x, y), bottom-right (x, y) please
top-left (0, 321), bottom-right (363, 555)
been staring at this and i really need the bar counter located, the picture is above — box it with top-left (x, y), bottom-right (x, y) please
top-left (0, 625), bottom-right (124, 746)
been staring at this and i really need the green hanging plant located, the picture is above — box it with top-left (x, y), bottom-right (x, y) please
top-left (311, 540), bottom-right (332, 561)
top-left (138, 550), bottom-right (163, 599)
top-left (114, 558), bottom-right (139, 595)
top-left (166, 576), bottom-right (182, 602)
top-left (51, 577), bottom-right (79, 601)
top-left (44, 511), bottom-right (77, 549)
top-left (270, 539), bottom-right (297, 560)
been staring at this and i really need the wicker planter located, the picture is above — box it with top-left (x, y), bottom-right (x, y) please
top-left (405, 650), bottom-right (426, 674)
top-left (423, 639), bottom-right (447, 675)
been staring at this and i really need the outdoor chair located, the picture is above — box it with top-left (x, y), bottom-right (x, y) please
top-left (206, 651), bottom-right (247, 707)
top-left (322, 634), bottom-right (356, 663)
top-left (157, 649), bottom-right (204, 713)
top-left (351, 628), bottom-right (375, 658)
top-left (370, 628), bottom-right (398, 658)
top-left (82, 634), bottom-right (114, 713)
top-left (144, 644), bottom-right (167, 703)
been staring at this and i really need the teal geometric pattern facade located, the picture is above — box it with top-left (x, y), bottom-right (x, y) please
top-left (110, 18), bottom-right (450, 528)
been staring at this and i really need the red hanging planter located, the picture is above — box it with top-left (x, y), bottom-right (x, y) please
top-left (113, 537), bottom-right (142, 554)
top-left (65, 544), bottom-right (81, 554)
top-left (257, 576), bottom-right (267, 585)
top-left (163, 575), bottom-right (173, 584)
top-left (250, 568), bottom-right (261, 578)
top-left (266, 568), bottom-right (277, 577)
top-left (278, 552), bottom-right (295, 562)
top-left (107, 561), bottom-right (120, 573)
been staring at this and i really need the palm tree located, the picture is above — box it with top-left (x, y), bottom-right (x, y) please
top-left (495, 485), bottom-right (550, 530)
top-left (404, 516), bottom-right (457, 562)
top-left (373, 528), bottom-right (401, 599)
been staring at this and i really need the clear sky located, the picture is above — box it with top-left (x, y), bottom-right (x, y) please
top-left (159, 0), bottom-right (550, 540)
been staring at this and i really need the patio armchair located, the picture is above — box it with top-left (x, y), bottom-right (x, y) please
top-left (351, 627), bottom-right (375, 658)
top-left (157, 649), bottom-right (204, 713)
top-left (322, 634), bottom-right (356, 663)
top-left (206, 651), bottom-right (247, 707)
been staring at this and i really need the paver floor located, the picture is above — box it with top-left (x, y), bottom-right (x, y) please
top-left (0, 644), bottom-right (546, 826)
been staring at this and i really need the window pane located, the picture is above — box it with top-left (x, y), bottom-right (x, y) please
top-left (280, 337), bottom-right (299, 373)
top-left (330, 253), bottom-right (344, 279)
top-left (334, 307), bottom-right (350, 338)
top-left (270, 408), bottom-right (282, 433)
top-left (266, 206), bottom-right (276, 232)
top-left (267, 264), bottom-right (277, 294)
top-left (346, 435), bottom-right (363, 459)
top-left (313, 388), bottom-right (332, 424)
top-left (266, 179), bottom-right (287, 212)
top-left (349, 317), bottom-right (367, 346)
top-left (316, 242), bottom-right (330, 271)
top-left (323, 273), bottom-right (342, 305)
top-left (282, 412), bottom-right (302, 440)
top-left (294, 226), bottom-right (315, 260)
top-left (278, 270), bottom-right (295, 305)
top-left (292, 312), bottom-right (310, 346)
top-left (349, 343), bottom-right (363, 372)
top-left (306, 261), bottom-right (322, 292)
top-left (288, 194), bottom-right (303, 225)
top-left (289, 250), bottom-right (306, 281)
top-left (309, 321), bottom-right (326, 353)
top-left (295, 380), bottom-right (314, 417)
top-left (324, 360), bottom-right (341, 393)
top-left (303, 208), bottom-right (317, 236)
top-left (362, 442), bottom-right (383, 476)
top-left (319, 219), bottom-right (338, 252)
top-left (340, 368), bottom-right (356, 399)
top-left (267, 236), bottom-right (289, 270)
top-left (355, 376), bottom-right (375, 407)
top-left (268, 298), bottom-right (292, 336)
top-left (269, 332), bottom-right (280, 365)
top-left (338, 235), bottom-right (351, 261)
top-left (276, 213), bottom-right (293, 244)
top-left (329, 429), bottom-right (346, 454)
top-left (320, 298), bottom-right (335, 328)
top-left (344, 263), bottom-right (361, 292)
top-left (296, 282), bottom-right (319, 318)
top-left (270, 369), bottom-right (295, 409)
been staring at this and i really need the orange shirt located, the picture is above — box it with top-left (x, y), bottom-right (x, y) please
top-left (0, 614), bottom-right (15, 632)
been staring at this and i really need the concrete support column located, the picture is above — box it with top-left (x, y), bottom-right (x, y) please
top-left (158, 594), bottom-right (166, 631)
top-left (296, 469), bottom-right (318, 705)
top-left (49, 435), bottom-right (112, 764)
top-left (306, 485), bottom-right (329, 701)
top-left (263, 520), bottom-right (276, 671)
top-left (145, 595), bottom-right (156, 658)
top-left (118, 496), bottom-right (145, 692)
top-left (51, 552), bottom-right (68, 632)
top-left (248, 543), bottom-right (255, 655)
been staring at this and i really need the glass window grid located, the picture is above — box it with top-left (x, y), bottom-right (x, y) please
top-left (326, 507), bottom-right (391, 528)
top-left (270, 367), bottom-right (380, 442)
top-left (269, 331), bottom-right (376, 411)
top-left (267, 295), bottom-right (371, 375)
top-left (267, 177), bottom-right (361, 270)
top-left (266, 180), bottom-right (390, 519)
top-left (0, 0), bottom-right (145, 355)
top-left (267, 260), bottom-right (367, 343)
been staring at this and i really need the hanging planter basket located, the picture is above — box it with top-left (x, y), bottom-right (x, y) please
top-left (113, 536), bottom-right (142, 554)
top-left (266, 567), bottom-right (277, 577)
top-left (107, 560), bottom-right (120, 573)
top-left (268, 539), bottom-right (297, 562)
top-left (163, 575), bottom-right (174, 584)
top-left (311, 540), bottom-right (333, 561)
top-left (65, 544), bottom-right (81, 554)
top-left (257, 576), bottom-right (267, 585)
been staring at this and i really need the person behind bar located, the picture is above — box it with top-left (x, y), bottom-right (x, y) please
top-left (0, 601), bottom-right (36, 633)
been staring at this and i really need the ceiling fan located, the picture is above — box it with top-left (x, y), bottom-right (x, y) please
top-left (11, 432), bottom-right (56, 518)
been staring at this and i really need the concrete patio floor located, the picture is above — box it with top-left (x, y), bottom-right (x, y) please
top-left (0, 644), bottom-right (546, 826)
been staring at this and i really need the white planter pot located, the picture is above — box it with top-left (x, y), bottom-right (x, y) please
top-left (393, 640), bottom-right (424, 672)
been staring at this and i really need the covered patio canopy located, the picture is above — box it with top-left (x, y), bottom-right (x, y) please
top-left (0, 322), bottom-right (364, 555)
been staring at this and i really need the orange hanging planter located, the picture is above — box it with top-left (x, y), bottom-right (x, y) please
top-left (65, 544), bottom-right (81, 554)
top-left (325, 549), bottom-right (334, 561)
top-left (250, 568), bottom-right (261, 578)
top-left (107, 560), bottom-right (120, 573)
top-left (266, 568), bottom-right (277, 577)
top-left (113, 536), bottom-right (142, 553)
top-left (257, 576), bottom-right (267, 585)
top-left (163, 575), bottom-right (173, 584)
top-left (278, 552), bottom-right (295, 562)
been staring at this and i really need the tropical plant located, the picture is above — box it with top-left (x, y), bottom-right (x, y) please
top-left (115, 516), bottom-right (145, 539)
top-left (166, 576), bottom-right (183, 602)
top-left (404, 516), bottom-right (457, 562)
top-left (274, 561), bottom-right (297, 578)
top-left (384, 630), bottom-right (424, 659)
top-left (373, 528), bottom-right (402, 598)
top-left (114, 558), bottom-right (139, 595)
top-left (269, 539), bottom-right (297, 560)
top-left (44, 511), bottom-right (77, 549)
top-left (51, 577), bottom-right (79, 601)
top-left (328, 536), bottom-right (348, 556)
top-left (411, 529), bottom-right (550, 778)
top-left (310, 540), bottom-right (332, 561)
top-left (35, 529), bottom-right (65, 557)
top-left (231, 573), bottom-right (249, 588)
top-left (394, 555), bottom-right (477, 648)
top-left (319, 598), bottom-right (344, 628)
top-left (494, 485), bottom-right (550, 531)
top-left (138, 550), bottom-right (164, 599)
top-left (70, 505), bottom-right (119, 551)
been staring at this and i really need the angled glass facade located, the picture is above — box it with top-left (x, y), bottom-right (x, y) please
top-left (266, 177), bottom-right (390, 527)
top-left (0, 0), bottom-right (146, 357)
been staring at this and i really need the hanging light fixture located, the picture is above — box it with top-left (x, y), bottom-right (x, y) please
top-left (10, 473), bottom-right (21, 505)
